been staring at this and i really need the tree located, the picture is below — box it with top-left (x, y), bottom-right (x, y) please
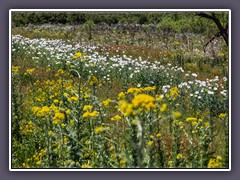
top-left (196, 12), bottom-right (228, 51)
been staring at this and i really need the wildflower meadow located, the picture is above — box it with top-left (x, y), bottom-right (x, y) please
top-left (11, 11), bottom-right (230, 169)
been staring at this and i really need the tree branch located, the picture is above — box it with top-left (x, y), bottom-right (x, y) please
top-left (203, 32), bottom-right (221, 53)
top-left (196, 12), bottom-right (228, 46)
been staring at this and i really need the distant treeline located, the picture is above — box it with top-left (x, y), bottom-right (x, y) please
top-left (12, 11), bottom-right (228, 34)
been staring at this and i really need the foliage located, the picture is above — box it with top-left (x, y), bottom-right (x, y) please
top-left (11, 12), bottom-right (229, 169)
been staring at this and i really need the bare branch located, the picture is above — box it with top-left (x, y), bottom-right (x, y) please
top-left (203, 32), bottom-right (221, 53)
top-left (196, 12), bottom-right (228, 46)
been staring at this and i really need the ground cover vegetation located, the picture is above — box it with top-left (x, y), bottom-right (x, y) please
top-left (11, 11), bottom-right (229, 169)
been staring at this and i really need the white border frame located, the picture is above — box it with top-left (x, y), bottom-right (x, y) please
top-left (9, 9), bottom-right (231, 171)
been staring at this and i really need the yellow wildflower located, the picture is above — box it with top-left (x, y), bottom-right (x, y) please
top-left (36, 106), bottom-right (51, 117)
top-left (48, 131), bottom-right (53, 136)
top-left (32, 106), bottom-right (41, 114)
top-left (53, 112), bottom-right (65, 125)
top-left (192, 121), bottom-right (198, 126)
top-left (186, 117), bottom-right (197, 122)
top-left (109, 145), bottom-right (115, 151)
top-left (67, 96), bottom-right (78, 102)
top-left (66, 109), bottom-right (71, 115)
top-left (131, 119), bottom-right (137, 125)
top-left (173, 119), bottom-right (179, 124)
top-left (70, 120), bottom-right (75, 125)
top-left (143, 86), bottom-right (156, 91)
top-left (176, 153), bottom-right (183, 160)
top-left (160, 103), bottom-right (167, 112)
top-left (46, 68), bottom-right (51, 72)
top-left (61, 123), bottom-right (66, 128)
top-left (118, 92), bottom-right (125, 99)
top-left (12, 66), bottom-right (21, 74)
top-left (156, 95), bottom-right (163, 102)
top-left (83, 110), bottom-right (99, 118)
top-left (217, 51), bottom-right (224, 57)
top-left (120, 159), bottom-right (126, 167)
top-left (132, 94), bottom-right (155, 111)
top-left (192, 130), bottom-right (198, 134)
top-left (72, 52), bottom-right (86, 60)
top-left (94, 126), bottom-right (105, 134)
top-left (90, 110), bottom-right (100, 117)
top-left (208, 156), bottom-right (222, 168)
top-left (168, 161), bottom-right (174, 167)
top-left (169, 86), bottom-right (179, 97)
top-left (219, 113), bottom-right (227, 118)
top-left (24, 68), bottom-right (35, 75)
top-left (205, 122), bottom-right (210, 128)
top-left (81, 162), bottom-right (92, 168)
top-left (216, 156), bottom-right (222, 161)
top-left (89, 75), bottom-right (98, 85)
top-left (83, 111), bottom-right (91, 118)
top-left (127, 87), bottom-right (142, 94)
top-left (172, 111), bottom-right (181, 118)
top-left (83, 105), bottom-right (93, 111)
top-left (102, 98), bottom-right (111, 107)
top-left (57, 69), bottom-right (64, 75)
top-left (147, 141), bottom-right (154, 147)
top-left (111, 115), bottom-right (122, 121)
top-left (53, 99), bottom-right (59, 104)
top-left (119, 100), bottom-right (133, 117)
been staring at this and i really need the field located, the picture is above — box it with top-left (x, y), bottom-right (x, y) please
top-left (11, 11), bottom-right (229, 169)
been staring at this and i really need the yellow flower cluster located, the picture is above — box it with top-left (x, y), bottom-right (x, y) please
top-left (55, 69), bottom-right (64, 76)
top-left (172, 111), bottom-right (181, 118)
top-left (147, 140), bottom-right (154, 147)
top-left (94, 125), bottom-right (110, 134)
top-left (83, 105), bottom-right (93, 111)
top-left (89, 75), bottom-right (98, 85)
top-left (127, 87), bottom-right (142, 94)
top-left (186, 117), bottom-right (197, 122)
top-left (166, 86), bottom-right (179, 100)
top-left (119, 100), bottom-right (133, 117)
top-left (82, 110), bottom-right (100, 118)
top-left (111, 115), bottom-right (122, 121)
top-left (102, 98), bottom-right (111, 107)
top-left (208, 156), bottom-right (222, 168)
top-left (120, 159), bottom-right (126, 167)
top-left (126, 86), bottom-right (156, 94)
top-left (82, 104), bottom-right (99, 118)
top-left (160, 103), bottom-right (167, 112)
top-left (12, 66), bottom-right (21, 74)
top-left (143, 86), bottom-right (157, 91)
top-left (219, 113), bottom-right (227, 118)
top-left (53, 112), bottom-right (65, 125)
top-left (118, 92), bottom-right (125, 99)
top-left (32, 106), bottom-right (51, 117)
top-left (72, 52), bottom-right (86, 60)
top-left (24, 68), bottom-right (35, 75)
top-left (24, 148), bottom-right (47, 167)
top-left (81, 162), bottom-right (92, 168)
top-left (132, 94), bottom-right (155, 111)
top-left (67, 96), bottom-right (79, 102)
top-left (176, 153), bottom-right (183, 160)
top-left (217, 51), bottom-right (224, 57)
top-left (20, 120), bottom-right (35, 134)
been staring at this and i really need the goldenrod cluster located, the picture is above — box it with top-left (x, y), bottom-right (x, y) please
top-left (83, 110), bottom-right (100, 118)
top-left (119, 100), bottom-right (133, 117)
top-left (53, 112), bottom-right (65, 125)
top-left (208, 156), bottom-right (223, 168)
top-left (132, 94), bottom-right (155, 111)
